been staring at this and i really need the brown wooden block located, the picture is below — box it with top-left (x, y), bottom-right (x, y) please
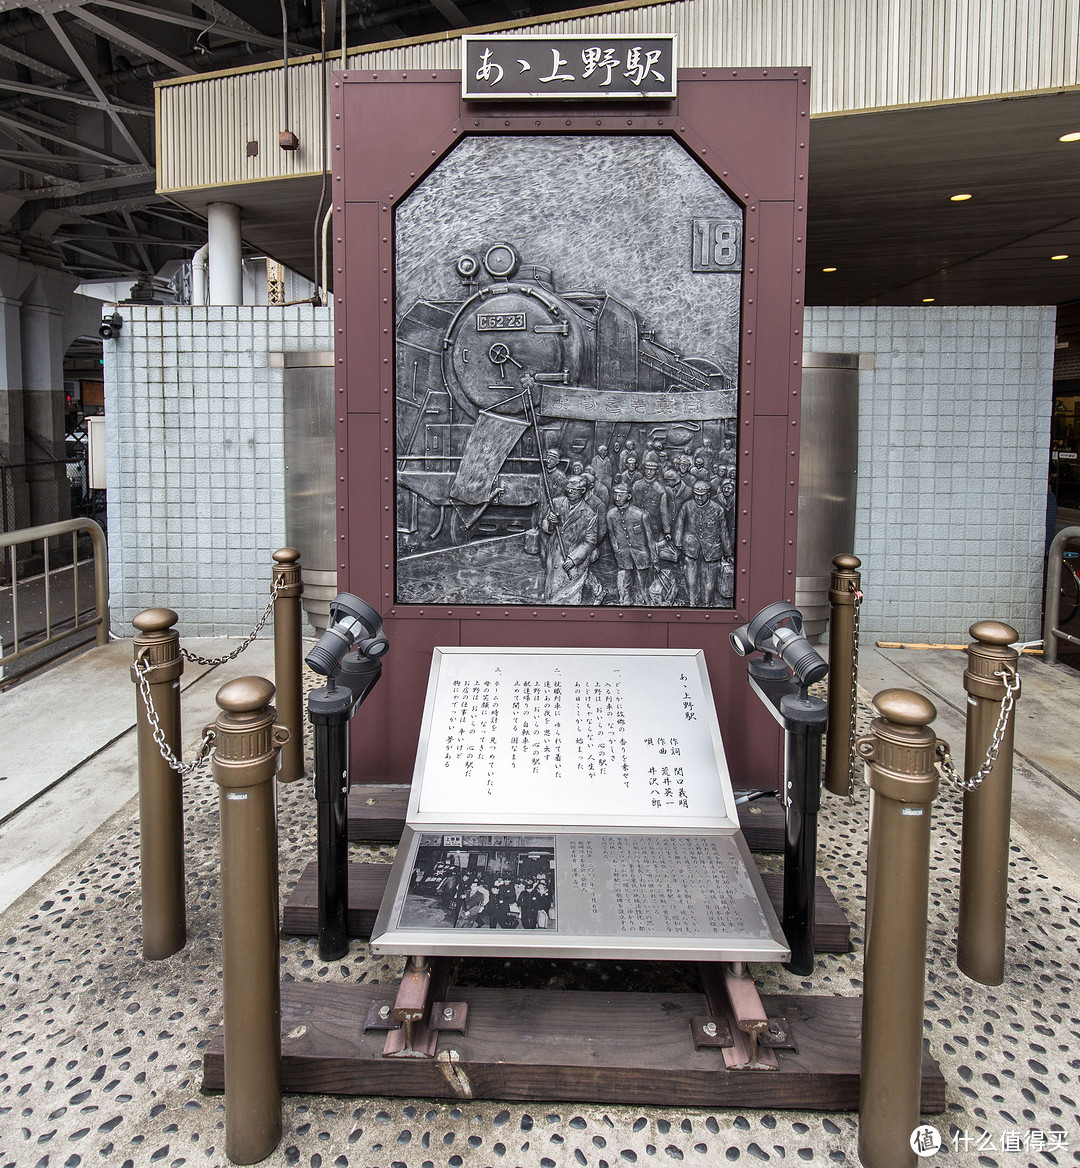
top-left (347, 783), bottom-right (409, 841)
top-left (736, 796), bottom-right (786, 851)
top-left (203, 983), bottom-right (945, 1113)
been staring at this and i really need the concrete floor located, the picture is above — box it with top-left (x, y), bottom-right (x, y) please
top-left (0, 636), bottom-right (1078, 1166)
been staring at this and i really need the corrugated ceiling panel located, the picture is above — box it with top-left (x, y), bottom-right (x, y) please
top-left (157, 0), bottom-right (1079, 194)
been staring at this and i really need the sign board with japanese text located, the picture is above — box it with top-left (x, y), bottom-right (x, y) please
top-left (408, 647), bottom-right (738, 830)
top-left (463, 34), bottom-right (677, 100)
top-left (369, 647), bottom-right (789, 961)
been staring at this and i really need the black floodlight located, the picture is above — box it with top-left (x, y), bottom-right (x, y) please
top-left (730, 601), bottom-right (828, 687)
top-left (305, 593), bottom-right (388, 678)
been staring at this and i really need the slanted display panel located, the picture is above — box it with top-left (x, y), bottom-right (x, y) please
top-left (371, 826), bottom-right (788, 961)
top-left (394, 136), bottom-right (742, 610)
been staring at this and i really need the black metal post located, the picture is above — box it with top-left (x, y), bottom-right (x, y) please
top-left (307, 650), bottom-right (383, 961)
top-left (747, 667), bottom-right (827, 976)
top-left (309, 682), bottom-right (353, 960)
top-left (779, 692), bottom-right (825, 976)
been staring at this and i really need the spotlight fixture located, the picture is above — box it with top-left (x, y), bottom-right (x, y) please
top-left (822, 266), bottom-right (837, 272)
top-left (922, 298), bottom-right (935, 303)
top-left (1051, 254), bottom-right (1069, 261)
top-left (950, 193), bottom-right (973, 201)
top-left (1059, 131), bottom-right (1080, 142)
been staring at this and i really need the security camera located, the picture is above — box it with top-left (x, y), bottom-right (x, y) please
top-left (305, 593), bottom-right (388, 678)
top-left (98, 311), bottom-right (123, 340)
top-left (730, 601), bottom-right (828, 687)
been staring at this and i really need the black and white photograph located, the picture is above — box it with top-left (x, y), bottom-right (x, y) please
top-left (397, 834), bottom-right (558, 931)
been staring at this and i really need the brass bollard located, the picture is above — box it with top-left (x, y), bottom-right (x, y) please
top-left (856, 689), bottom-right (941, 1168)
top-left (209, 677), bottom-right (290, 1166)
top-left (131, 607), bottom-right (186, 960)
top-left (957, 620), bottom-right (1020, 986)
top-left (272, 547), bottom-right (305, 783)
top-left (824, 553), bottom-right (862, 796)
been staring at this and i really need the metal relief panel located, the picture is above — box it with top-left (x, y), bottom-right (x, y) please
top-left (394, 135), bottom-right (743, 609)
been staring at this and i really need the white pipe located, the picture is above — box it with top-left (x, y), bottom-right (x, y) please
top-left (191, 243), bottom-right (209, 306)
top-left (207, 202), bottom-right (243, 305)
top-left (320, 206), bottom-right (333, 306)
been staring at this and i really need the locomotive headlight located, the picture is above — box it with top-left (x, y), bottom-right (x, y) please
top-left (483, 242), bottom-right (520, 280)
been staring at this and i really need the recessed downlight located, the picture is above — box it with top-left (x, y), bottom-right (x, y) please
top-left (1051, 254), bottom-right (1069, 261)
top-left (822, 266), bottom-right (837, 272)
top-left (1059, 131), bottom-right (1080, 142)
top-left (950, 193), bottom-right (973, 201)
top-left (922, 298), bottom-right (935, 303)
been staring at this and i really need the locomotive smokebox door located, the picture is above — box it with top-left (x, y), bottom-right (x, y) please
top-left (334, 67), bottom-right (808, 792)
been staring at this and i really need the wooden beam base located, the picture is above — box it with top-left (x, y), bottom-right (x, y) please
top-left (203, 981), bottom-right (944, 1112)
top-left (347, 784), bottom-right (792, 853)
top-left (281, 861), bottom-right (852, 953)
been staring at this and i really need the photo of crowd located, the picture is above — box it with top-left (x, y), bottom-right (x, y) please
top-left (398, 834), bottom-right (557, 931)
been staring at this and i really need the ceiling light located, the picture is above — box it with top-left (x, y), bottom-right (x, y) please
top-left (1059, 131), bottom-right (1080, 142)
top-left (822, 266), bottom-right (837, 272)
top-left (1051, 254), bottom-right (1069, 261)
top-left (950, 193), bottom-right (972, 201)
top-left (922, 298), bottom-right (935, 303)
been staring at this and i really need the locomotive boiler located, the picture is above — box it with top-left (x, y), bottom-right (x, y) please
top-left (395, 242), bottom-right (736, 550)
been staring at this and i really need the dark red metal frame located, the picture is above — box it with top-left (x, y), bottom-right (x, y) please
top-left (332, 67), bottom-right (810, 790)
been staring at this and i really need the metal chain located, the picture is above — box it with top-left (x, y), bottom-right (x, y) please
top-left (935, 666), bottom-right (1022, 792)
top-left (845, 583), bottom-right (864, 800)
top-left (134, 651), bottom-right (215, 775)
top-left (179, 579), bottom-right (282, 666)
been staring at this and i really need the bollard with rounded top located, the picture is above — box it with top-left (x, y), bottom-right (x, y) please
top-left (957, 620), bottom-right (1019, 986)
top-left (857, 689), bottom-right (941, 1168)
top-left (131, 607), bottom-right (186, 960)
top-left (824, 553), bottom-right (861, 796)
top-left (271, 547), bottom-right (305, 783)
top-left (209, 676), bottom-right (290, 1166)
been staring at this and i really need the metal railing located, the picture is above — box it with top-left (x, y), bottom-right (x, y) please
top-left (0, 517), bottom-right (110, 685)
top-left (1042, 526), bottom-right (1080, 665)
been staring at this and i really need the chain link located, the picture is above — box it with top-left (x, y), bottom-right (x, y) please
top-left (179, 579), bottom-right (282, 667)
top-left (935, 665), bottom-right (1021, 792)
top-left (134, 651), bottom-right (215, 775)
top-left (845, 583), bottom-right (863, 800)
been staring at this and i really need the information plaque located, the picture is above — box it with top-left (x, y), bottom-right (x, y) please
top-left (370, 648), bottom-right (789, 962)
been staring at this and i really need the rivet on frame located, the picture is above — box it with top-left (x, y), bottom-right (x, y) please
top-left (748, 268), bottom-right (754, 274)
top-left (535, 120), bottom-right (541, 127)
top-left (597, 120), bottom-right (602, 126)
top-left (474, 120), bottom-right (480, 126)
top-left (704, 614), bottom-right (710, 620)
top-left (675, 612), bottom-right (682, 618)
top-left (383, 417), bottom-right (390, 423)
top-left (476, 611), bottom-right (481, 616)
top-left (382, 206), bottom-right (388, 211)
top-left (722, 171), bottom-right (728, 176)
top-left (384, 534), bottom-right (389, 540)
top-left (505, 120), bottom-right (511, 126)
top-left (566, 120), bottom-right (572, 125)
top-left (627, 120), bottom-right (633, 126)
top-left (339, 476), bottom-right (345, 482)
top-left (384, 505), bottom-right (389, 511)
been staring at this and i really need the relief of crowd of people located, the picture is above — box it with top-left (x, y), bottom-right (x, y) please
top-left (534, 432), bottom-right (738, 608)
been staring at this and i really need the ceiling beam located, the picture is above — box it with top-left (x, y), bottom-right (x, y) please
top-left (0, 76), bottom-right (152, 117)
top-left (89, 0), bottom-right (307, 55)
top-left (19, 165), bottom-right (155, 201)
top-left (71, 8), bottom-right (192, 76)
top-left (0, 111), bottom-right (132, 164)
top-left (41, 10), bottom-right (151, 165)
top-left (427, 0), bottom-right (471, 28)
top-left (0, 41), bottom-right (71, 84)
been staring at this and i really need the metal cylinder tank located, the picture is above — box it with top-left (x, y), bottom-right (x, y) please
top-left (276, 351), bottom-right (337, 634)
top-left (796, 353), bottom-right (860, 641)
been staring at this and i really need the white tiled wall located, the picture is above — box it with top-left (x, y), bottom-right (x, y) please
top-left (805, 306), bottom-right (1056, 642)
top-left (103, 305), bottom-right (333, 635)
top-left (103, 303), bottom-right (1054, 642)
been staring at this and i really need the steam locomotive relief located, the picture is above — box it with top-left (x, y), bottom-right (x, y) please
top-left (395, 242), bottom-right (738, 608)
